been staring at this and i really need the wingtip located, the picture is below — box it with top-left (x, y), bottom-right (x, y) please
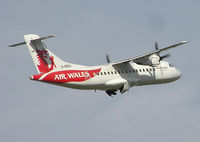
top-left (182, 41), bottom-right (188, 44)
top-left (8, 45), bottom-right (13, 47)
top-left (50, 35), bottom-right (56, 38)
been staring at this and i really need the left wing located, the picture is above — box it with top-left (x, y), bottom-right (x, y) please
top-left (112, 41), bottom-right (188, 66)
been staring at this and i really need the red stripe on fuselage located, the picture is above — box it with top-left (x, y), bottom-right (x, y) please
top-left (31, 68), bottom-right (101, 83)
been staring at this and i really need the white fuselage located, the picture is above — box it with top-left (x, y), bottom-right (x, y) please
top-left (55, 61), bottom-right (181, 91)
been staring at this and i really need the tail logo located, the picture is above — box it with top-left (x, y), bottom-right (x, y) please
top-left (36, 49), bottom-right (56, 73)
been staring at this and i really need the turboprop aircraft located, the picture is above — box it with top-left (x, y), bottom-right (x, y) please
top-left (9, 34), bottom-right (188, 96)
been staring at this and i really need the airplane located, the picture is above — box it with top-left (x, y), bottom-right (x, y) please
top-left (9, 34), bottom-right (188, 96)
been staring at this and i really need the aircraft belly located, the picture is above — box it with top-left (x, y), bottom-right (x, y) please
top-left (61, 82), bottom-right (119, 90)
top-left (61, 76), bottom-right (124, 90)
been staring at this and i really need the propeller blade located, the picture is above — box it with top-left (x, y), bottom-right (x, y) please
top-left (160, 53), bottom-right (171, 60)
top-left (155, 42), bottom-right (159, 50)
top-left (106, 54), bottom-right (111, 63)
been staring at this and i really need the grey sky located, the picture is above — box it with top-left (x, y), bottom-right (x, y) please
top-left (0, 0), bottom-right (199, 142)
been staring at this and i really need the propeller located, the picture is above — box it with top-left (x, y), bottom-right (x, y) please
top-left (155, 42), bottom-right (159, 50)
top-left (160, 53), bottom-right (170, 60)
top-left (106, 54), bottom-right (111, 63)
top-left (154, 42), bottom-right (171, 61)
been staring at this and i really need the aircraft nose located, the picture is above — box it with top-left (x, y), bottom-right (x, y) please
top-left (175, 69), bottom-right (182, 79)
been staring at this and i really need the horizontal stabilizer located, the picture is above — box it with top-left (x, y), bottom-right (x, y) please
top-left (8, 35), bottom-right (56, 47)
top-left (31, 35), bottom-right (56, 42)
top-left (9, 42), bottom-right (26, 47)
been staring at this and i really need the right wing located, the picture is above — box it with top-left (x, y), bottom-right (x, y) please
top-left (112, 41), bottom-right (188, 66)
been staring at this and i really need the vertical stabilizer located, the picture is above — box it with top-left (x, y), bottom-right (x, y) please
top-left (24, 34), bottom-right (65, 74)
top-left (9, 34), bottom-right (86, 74)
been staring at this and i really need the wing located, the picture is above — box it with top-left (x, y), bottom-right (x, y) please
top-left (112, 41), bottom-right (188, 66)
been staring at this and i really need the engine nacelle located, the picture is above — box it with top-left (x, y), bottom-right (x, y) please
top-left (120, 81), bottom-right (130, 94)
top-left (147, 54), bottom-right (160, 66)
top-left (135, 54), bottom-right (160, 66)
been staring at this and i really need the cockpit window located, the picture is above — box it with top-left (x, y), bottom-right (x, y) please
top-left (169, 64), bottom-right (174, 67)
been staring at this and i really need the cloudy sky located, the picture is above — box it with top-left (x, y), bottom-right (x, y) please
top-left (1, 0), bottom-right (200, 142)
